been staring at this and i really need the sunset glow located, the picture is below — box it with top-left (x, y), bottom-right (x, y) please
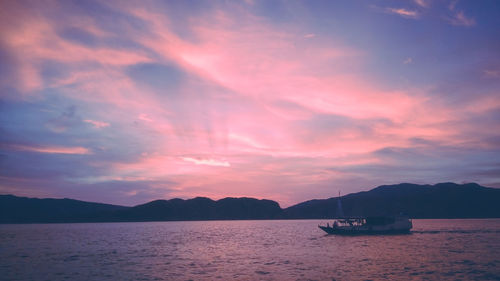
top-left (1, 0), bottom-right (499, 206)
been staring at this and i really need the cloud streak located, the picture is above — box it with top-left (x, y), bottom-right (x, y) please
top-left (84, 119), bottom-right (110, 129)
top-left (414, 0), bottom-right (429, 8)
top-left (182, 157), bottom-right (230, 167)
top-left (385, 8), bottom-right (419, 19)
top-left (4, 144), bottom-right (91, 155)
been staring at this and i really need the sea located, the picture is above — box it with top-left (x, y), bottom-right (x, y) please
top-left (1, 219), bottom-right (499, 281)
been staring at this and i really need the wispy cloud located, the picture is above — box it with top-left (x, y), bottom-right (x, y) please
top-left (446, 10), bottom-right (475, 26)
top-left (448, 0), bottom-right (458, 11)
top-left (414, 0), bottom-right (429, 8)
top-left (385, 8), bottom-right (419, 19)
top-left (182, 157), bottom-right (230, 167)
top-left (403, 57), bottom-right (413, 64)
top-left (446, 1), bottom-right (475, 27)
top-left (84, 119), bottom-right (110, 129)
top-left (6, 144), bottom-right (90, 155)
top-left (483, 70), bottom-right (500, 78)
top-left (138, 114), bottom-right (154, 122)
top-left (45, 106), bottom-right (79, 133)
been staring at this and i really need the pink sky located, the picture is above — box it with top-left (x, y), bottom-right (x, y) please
top-left (1, 0), bottom-right (499, 207)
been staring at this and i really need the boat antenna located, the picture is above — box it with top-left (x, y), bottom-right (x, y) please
top-left (336, 190), bottom-right (344, 218)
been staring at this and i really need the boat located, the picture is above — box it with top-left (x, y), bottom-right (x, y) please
top-left (318, 192), bottom-right (412, 235)
top-left (318, 216), bottom-right (412, 235)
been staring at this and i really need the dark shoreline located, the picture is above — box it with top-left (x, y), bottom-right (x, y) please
top-left (2, 182), bottom-right (500, 224)
top-left (3, 217), bottom-right (500, 226)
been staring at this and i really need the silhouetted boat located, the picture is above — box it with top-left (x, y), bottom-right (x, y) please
top-left (318, 216), bottom-right (412, 235)
top-left (318, 192), bottom-right (412, 235)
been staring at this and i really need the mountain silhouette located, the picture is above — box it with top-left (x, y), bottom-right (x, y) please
top-left (0, 194), bottom-right (127, 223)
top-left (105, 197), bottom-right (282, 221)
top-left (283, 182), bottom-right (500, 219)
top-left (1, 182), bottom-right (499, 223)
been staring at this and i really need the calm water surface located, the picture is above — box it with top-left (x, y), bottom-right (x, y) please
top-left (1, 219), bottom-right (499, 280)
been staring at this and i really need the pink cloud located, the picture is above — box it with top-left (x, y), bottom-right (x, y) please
top-left (124, 9), bottom-right (421, 129)
top-left (6, 144), bottom-right (90, 155)
top-left (182, 157), bottom-right (230, 167)
top-left (464, 96), bottom-right (500, 114)
top-left (7, 21), bottom-right (148, 67)
top-left (88, 6), bottom-right (469, 162)
top-left (138, 114), bottom-right (154, 122)
top-left (0, 5), bottom-right (151, 95)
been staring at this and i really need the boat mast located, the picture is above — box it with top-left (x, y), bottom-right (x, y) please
top-left (336, 191), bottom-right (344, 218)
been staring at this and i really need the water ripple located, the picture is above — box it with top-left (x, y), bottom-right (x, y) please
top-left (0, 219), bottom-right (499, 280)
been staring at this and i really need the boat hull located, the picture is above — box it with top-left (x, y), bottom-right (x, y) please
top-left (318, 225), bottom-right (411, 235)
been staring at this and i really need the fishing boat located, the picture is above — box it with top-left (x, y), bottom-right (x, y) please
top-left (318, 193), bottom-right (412, 235)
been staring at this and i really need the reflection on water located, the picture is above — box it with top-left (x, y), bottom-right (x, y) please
top-left (1, 219), bottom-right (499, 280)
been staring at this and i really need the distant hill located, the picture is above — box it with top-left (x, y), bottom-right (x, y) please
top-left (0, 195), bottom-right (128, 223)
top-left (0, 195), bottom-right (282, 223)
top-left (282, 182), bottom-right (500, 219)
top-left (108, 197), bottom-right (282, 221)
top-left (1, 182), bottom-right (499, 223)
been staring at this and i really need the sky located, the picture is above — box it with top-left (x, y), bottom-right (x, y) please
top-left (1, 0), bottom-right (499, 207)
